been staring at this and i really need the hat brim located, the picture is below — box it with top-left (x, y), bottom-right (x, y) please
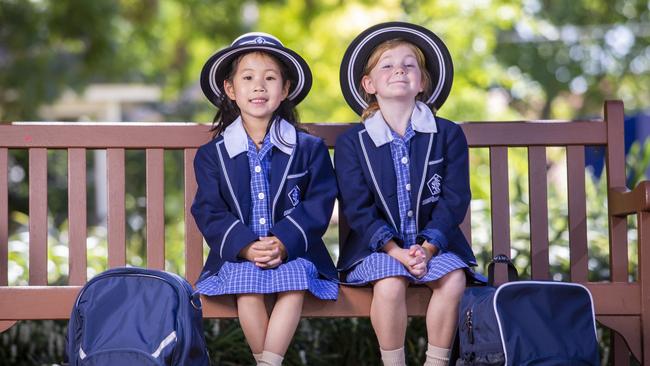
top-left (340, 22), bottom-right (454, 115)
top-left (200, 45), bottom-right (312, 107)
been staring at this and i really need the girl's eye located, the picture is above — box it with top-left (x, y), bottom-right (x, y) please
top-left (381, 64), bottom-right (392, 69)
top-left (265, 76), bottom-right (276, 81)
top-left (405, 64), bottom-right (416, 68)
top-left (242, 75), bottom-right (253, 80)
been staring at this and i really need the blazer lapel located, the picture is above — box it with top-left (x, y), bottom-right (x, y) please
top-left (410, 132), bottom-right (434, 228)
top-left (269, 147), bottom-right (294, 223)
top-left (359, 129), bottom-right (400, 231)
top-left (216, 140), bottom-right (251, 223)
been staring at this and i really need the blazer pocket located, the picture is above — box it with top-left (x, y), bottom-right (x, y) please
top-left (421, 196), bottom-right (439, 205)
top-left (428, 157), bottom-right (444, 166)
top-left (287, 170), bottom-right (308, 179)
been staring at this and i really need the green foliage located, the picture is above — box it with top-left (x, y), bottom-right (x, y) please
top-left (2, 1), bottom-right (649, 365)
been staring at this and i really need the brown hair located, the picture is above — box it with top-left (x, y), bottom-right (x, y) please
top-left (360, 39), bottom-right (433, 120)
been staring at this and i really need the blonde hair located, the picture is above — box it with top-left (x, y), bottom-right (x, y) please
top-left (360, 39), bottom-right (433, 120)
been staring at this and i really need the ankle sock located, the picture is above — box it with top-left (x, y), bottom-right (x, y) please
top-left (257, 350), bottom-right (284, 366)
top-left (423, 343), bottom-right (450, 366)
top-left (380, 347), bottom-right (406, 366)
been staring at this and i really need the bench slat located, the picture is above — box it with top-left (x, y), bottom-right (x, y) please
top-left (184, 149), bottom-right (203, 284)
top-left (0, 282), bottom-right (640, 319)
top-left (0, 148), bottom-right (7, 285)
top-left (460, 209), bottom-right (472, 244)
top-left (0, 121), bottom-right (607, 148)
top-left (528, 146), bottom-right (550, 279)
top-left (29, 148), bottom-right (48, 285)
top-left (107, 149), bottom-right (126, 268)
top-left (68, 149), bottom-right (87, 285)
top-left (0, 124), bottom-right (211, 148)
top-left (489, 147), bottom-right (511, 284)
top-left (567, 146), bottom-right (589, 281)
top-left (605, 101), bottom-right (629, 282)
top-left (462, 121), bottom-right (607, 147)
top-left (146, 149), bottom-right (165, 270)
top-left (638, 211), bottom-right (650, 362)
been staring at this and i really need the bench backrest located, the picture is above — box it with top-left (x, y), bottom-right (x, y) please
top-left (0, 101), bottom-right (627, 286)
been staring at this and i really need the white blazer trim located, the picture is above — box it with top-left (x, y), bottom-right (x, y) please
top-left (287, 215), bottom-right (309, 252)
top-left (358, 129), bottom-right (398, 230)
top-left (271, 150), bottom-right (296, 224)
top-left (220, 220), bottom-right (240, 258)
top-left (287, 170), bottom-right (308, 179)
top-left (416, 133), bottom-right (434, 229)
top-left (216, 140), bottom-right (244, 221)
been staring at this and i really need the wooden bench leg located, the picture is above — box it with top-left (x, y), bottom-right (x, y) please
top-left (611, 332), bottom-right (630, 365)
top-left (0, 320), bottom-right (17, 333)
top-left (598, 316), bottom-right (640, 364)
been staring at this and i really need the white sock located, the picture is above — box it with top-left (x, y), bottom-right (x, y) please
top-left (257, 350), bottom-right (284, 366)
top-left (253, 353), bottom-right (262, 362)
top-left (423, 343), bottom-right (450, 366)
top-left (380, 347), bottom-right (406, 366)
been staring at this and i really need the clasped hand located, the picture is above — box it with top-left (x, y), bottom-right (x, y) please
top-left (239, 236), bottom-right (287, 269)
top-left (385, 240), bottom-right (438, 278)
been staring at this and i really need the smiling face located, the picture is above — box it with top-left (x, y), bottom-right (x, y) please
top-left (361, 43), bottom-right (425, 104)
top-left (224, 51), bottom-right (290, 126)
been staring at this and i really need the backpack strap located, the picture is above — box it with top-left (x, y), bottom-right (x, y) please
top-left (487, 254), bottom-right (519, 286)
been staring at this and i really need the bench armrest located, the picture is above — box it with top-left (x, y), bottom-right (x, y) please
top-left (609, 181), bottom-right (650, 216)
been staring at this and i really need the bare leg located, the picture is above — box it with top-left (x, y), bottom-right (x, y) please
top-left (371, 276), bottom-right (409, 350)
top-left (237, 293), bottom-right (269, 354)
top-left (263, 290), bottom-right (305, 355)
top-left (425, 269), bottom-right (466, 347)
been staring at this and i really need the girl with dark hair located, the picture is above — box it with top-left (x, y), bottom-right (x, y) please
top-left (192, 32), bottom-right (338, 366)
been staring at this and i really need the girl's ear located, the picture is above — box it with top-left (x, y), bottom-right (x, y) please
top-left (361, 75), bottom-right (376, 95)
top-left (281, 80), bottom-right (290, 100)
top-left (224, 80), bottom-right (236, 100)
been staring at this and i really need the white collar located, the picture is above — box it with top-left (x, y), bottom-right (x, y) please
top-left (222, 117), bottom-right (296, 157)
top-left (363, 101), bottom-right (438, 147)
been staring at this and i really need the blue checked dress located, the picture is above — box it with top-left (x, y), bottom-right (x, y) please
top-left (197, 135), bottom-right (338, 300)
top-left (346, 124), bottom-right (469, 285)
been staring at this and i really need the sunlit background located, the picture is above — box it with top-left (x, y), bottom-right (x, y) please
top-left (1, 0), bottom-right (649, 365)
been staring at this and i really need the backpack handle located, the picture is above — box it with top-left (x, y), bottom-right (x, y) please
top-left (487, 254), bottom-right (519, 286)
top-left (191, 290), bottom-right (203, 310)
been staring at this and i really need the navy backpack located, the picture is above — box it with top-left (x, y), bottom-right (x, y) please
top-left (456, 256), bottom-right (600, 366)
top-left (66, 267), bottom-right (210, 366)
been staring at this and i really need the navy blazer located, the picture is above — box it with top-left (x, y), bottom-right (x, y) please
top-left (334, 107), bottom-right (477, 272)
top-left (191, 121), bottom-right (338, 283)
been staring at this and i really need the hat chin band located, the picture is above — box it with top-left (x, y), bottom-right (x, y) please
top-left (346, 26), bottom-right (447, 111)
top-left (208, 46), bottom-right (305, 101)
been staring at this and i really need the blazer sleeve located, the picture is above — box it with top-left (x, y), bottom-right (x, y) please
top-left (417, 124), bottom-right (471, 252)
top-left (334, 131), bottom-right (398, 252)
top-left (191, 144), bottom-right (258, 262)
top-left (270, 139), bottom-right (337, 260)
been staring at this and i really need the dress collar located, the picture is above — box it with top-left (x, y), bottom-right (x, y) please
top-left (364, 101), bottom-right (437, 147)
top-left (223, 116), bottom-right (296, 157)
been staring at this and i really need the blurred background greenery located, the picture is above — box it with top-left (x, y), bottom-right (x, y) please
top-left (1, 0), bottom-right (650, 365)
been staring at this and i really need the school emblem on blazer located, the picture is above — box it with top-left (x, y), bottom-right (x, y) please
top-left (427, 174), bottom-right (442, 197)
top-left (288, 186), bottom-right (301, 206)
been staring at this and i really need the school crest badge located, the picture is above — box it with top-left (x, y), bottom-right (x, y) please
top-left (288, 186), bottom-right (301, 207)
top-left (427, 174), bottom-right (442, 197)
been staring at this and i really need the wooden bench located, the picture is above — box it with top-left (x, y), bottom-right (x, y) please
top-left (0, 100), bottom-right (648, 364)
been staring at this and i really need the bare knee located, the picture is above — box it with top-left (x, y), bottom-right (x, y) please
top-left (237, 293), bottom-right (265, 304)
top-left (430, 269), bottom-right (466, 300)
top-left (276, 290), bottom-right (305, 302)
top-left (373, 277), bottom-right (408, 304)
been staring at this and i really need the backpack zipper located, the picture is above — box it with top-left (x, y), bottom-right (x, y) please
top-left (465, 307), bottom-right (474, 344)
